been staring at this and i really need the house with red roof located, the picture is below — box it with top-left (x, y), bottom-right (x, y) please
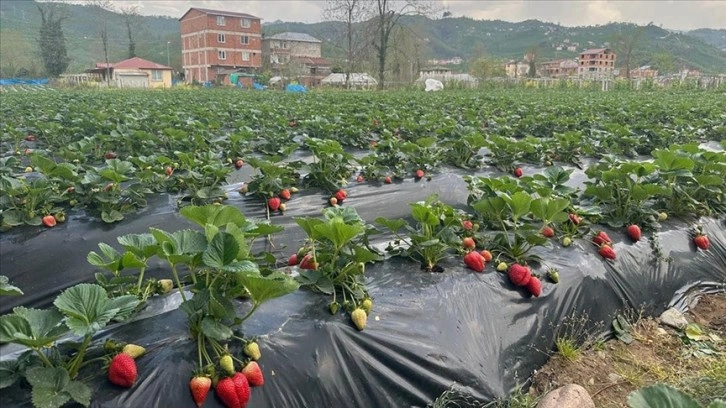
top-left (88, 57), bottom-right (173, 88)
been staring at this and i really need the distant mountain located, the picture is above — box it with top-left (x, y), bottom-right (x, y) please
top-left (687, 28), bottom-right (726, 51)
top-left (1, 1), bottom-right (725, 77)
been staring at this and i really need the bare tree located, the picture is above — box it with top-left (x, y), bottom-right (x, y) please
top-left (323, 0), bottom-right (370, 89)
top-left (120, 5), bottom-right (140, 58)
top-left (85, 1), bottom-right (115, 84)
top-left (611, 24), bottom-right (647, 80)
top-left (371, 0), bottom-right (435, 90)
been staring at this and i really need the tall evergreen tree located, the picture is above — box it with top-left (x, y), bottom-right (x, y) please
top-left (37, 4), bottom-right (70, 77)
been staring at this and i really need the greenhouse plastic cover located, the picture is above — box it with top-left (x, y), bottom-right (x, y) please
top-left (1, 165), bottom-right (725, 408)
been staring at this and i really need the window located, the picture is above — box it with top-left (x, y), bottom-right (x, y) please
top-left (151, 70), bottom-right (163, 82)
top-left (218, 33), bottom-right (226, 43)
top-left (216, 16), bottom-right (225, 26)
top-left (241, 35), bottom-right (249, 45)
top-left (242, 52), bottom-right (250, 61)
top-left (218, 50), bottom-right (227, 60)
top-left (241, 18), bottom-right (251, 28)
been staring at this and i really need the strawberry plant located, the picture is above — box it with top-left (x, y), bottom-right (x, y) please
top-left (376, 194), bottom-right (460, 272)
top-left (0, 283), bottom-right (139, 408)
top-left (245, 157), bottom-right (301, 207)
top-left (294, 207), bottom-right (381, 320)
top-left (399, 136), bottom-right (445, 173)
top-left (443, 133), bottom-right (486, 169)
top-left (303, 138), bottom-right (355, 193)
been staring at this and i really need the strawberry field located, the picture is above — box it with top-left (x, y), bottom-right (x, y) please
top-left (1, 88), bottom-right (725, 408)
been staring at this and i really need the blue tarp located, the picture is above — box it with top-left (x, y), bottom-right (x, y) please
top-left (285, 84), bottom-right (307, 93)
top-left (253, 82), bottom-right (267, 90)
top-left (0, 78), bottom-right (49, 86)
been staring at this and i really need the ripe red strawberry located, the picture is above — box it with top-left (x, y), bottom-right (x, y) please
top-left (693, 234), bottom-right (710, 250)
top-left (300, 254), bottom-right (317, 270)
top-left (462, 237), bottom-right (476, 250)
top-left (104, 151), bottom-right (117, 160)
top-left (479, 250), bottom-right (493, 262)
top-left (598, 245), bottom-right (616, 260)
top-left (508, 264), bottom-right (531, 286)
top-left (415, 169), bottom-right (425, 179)
top-left (384, 176), bottom-right (392, 184)
top-left (513, 168), bottom-right (523, 178)
top-left (288, 253), bottom-right (299, 266)
top-left (541, 226), bottom-right (555, 238)
top-left (526, 276), bottom-right (542, 297)
top-left (215, 377), bottom-right (240, 408)
top-left (463, 251), bottom-right (485, 272)
top-left (356, 175), bottom-right (364, 183)
top-left (189, 376), bottom-right (212, 407)
top-left (280, 188), bottom-right (291, 200)
top-left (42, 215), bottom-right (57, 228)
top-left (289, 120), bottom-right (297, 127)
top-left (25, 134), bottom-right (36, 142)
top-left (627, 224), bottom-right (642, 241)
top-left (461, 220), bottom-right (473, 230)
top-left (335, 189), bottom-right (347, 203)
top-left (235, 159), bottom-right (244, 169)
top-left (232, 372), bottom-right (251, 405)
top-left (164, 166), bottom-right (174, 176)
top-left (242, 361), bottom-right (264, 386)
top-left (568, 213), bottom-right (581, 225)
top-left (592, 231), bottom-right (612, 246)
top-left (108, 353), bottom-right (137, 388)
top-left (268, 197), bottom-right (281, 212)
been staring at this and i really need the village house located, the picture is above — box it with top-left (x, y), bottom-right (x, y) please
top-left (262, 32), bottom-right (331, 87)
top-left (505, 60), bottom-right (530, 78)
top-left (578, 48), bottom-right (617, 79)
top-left (538, 59), bottom-right (578, 78)
top-left (629, 65), bottom-right (659, 79)
top-left (87, 57), bottom-right (173, 88)
top-left (179, 7), bottom-right (262, 86)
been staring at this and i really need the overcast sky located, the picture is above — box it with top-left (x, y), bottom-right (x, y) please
top-left (85, 1), bottom-right (725, 31)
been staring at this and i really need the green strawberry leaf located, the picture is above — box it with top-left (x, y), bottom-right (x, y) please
top-left (53, 284), bottom-right (138, 337)
top-left (239, 272), bottom-right (300, 305)
top-left (0, 275), bottom-right (23, 296)
top-left (707, 400), bottom-right (726, 408)
top-left (627, 384), bottom-right (701, 408)
top-left (203, 231), bottom-right (239, 268)
top-left (101, 210), bottom-right (125, 223)
top-left (201, 317), bottom-right (232, 341)
top-left (374, 217), bottom-right (407, 233)
top-left (181, 204), bottom-right (247, 228)
top-left (313, 217), bottom-right (364, 249)
top-left (117, 233), bottom-right (157, 258)
top-left (65, 380), bottom-right (91, 407)
top-left (26, 367), bottom-right (72, 408)
top-left (0, 360), bottom-right (20, 388)
top-left (8, 307), bottom-right (67, 348)
top-left (86, 243), bottom-right (123, 273)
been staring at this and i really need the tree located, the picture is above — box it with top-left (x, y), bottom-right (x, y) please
top-left (611, 24), bottom-right (647, 80)
top-left (371, 0), bottom-right (435, 90)
top-left (37, 3), bottom-right (70, 77)
top-left (525, 45), bottom-right (540, 78)
top-left (323, 0), bottom-right (370, 89)
top-left (85, 1), bottom-right (115, 84)
top-left (120, 5), bottom-right (140, 58)
top-left (651, 52), bottom-right (675, 74)
top-left (469, 56), bottom-right (505, 79)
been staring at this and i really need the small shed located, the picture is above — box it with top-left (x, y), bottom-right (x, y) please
top-left (321, 73), bottom-right (378, 89)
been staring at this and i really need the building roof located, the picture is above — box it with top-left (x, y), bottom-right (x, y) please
top-left (321, 73), bottom-right (378, 85)
top-left (292, 57), bottom-right (331, 66)
top-left (94, 57), bottom-right (172, 71)
top-left (580, 48), bottom-right (608, 55)
top-left (265, 32), bottom-right (321, 43)
top-left (179, 7), bottom-right (259, 21)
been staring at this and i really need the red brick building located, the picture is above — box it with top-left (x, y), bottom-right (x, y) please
top-left (577, 48), bottom-right (617, 79)
top-left (179, 7), bottom-right (262, 85)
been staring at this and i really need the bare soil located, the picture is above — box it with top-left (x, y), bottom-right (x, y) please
top-left (531, 293), bottom-right (726, 407)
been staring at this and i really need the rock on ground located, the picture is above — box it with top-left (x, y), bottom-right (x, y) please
top-left (536, 384), bottom-right (595, 408)
top-left (659, 307), bottom-right (688, 330)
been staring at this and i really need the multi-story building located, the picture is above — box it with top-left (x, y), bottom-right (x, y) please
top-left (179, 7), bottom-right (262, 85)
top-left (577, 48), bottom-right (616, 78)
top-left (262, 32), bottom-right (331, 87)
top-left (505, 60), bottom-right (530, 78)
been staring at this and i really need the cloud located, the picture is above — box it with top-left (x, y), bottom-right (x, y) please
top-left (103, 0), bottom-right (723, 30)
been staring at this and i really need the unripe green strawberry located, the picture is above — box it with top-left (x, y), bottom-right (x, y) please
top-left (547, 269), bottom-right (560, 284)
top-left (220, 355), bottom-right (235, 375)
top-left (290, 186), bottom-right (299, 193)
top-left (658, 212), bottom-right (668, 221)
top-left (157, 279), bottom-right (174, 294)
top-left (562, 237), bottom-right (572, 247)
top-left (244, 342), bottom-right (261, 361)
top-left (351, 308), bottom-right (367, 331)
top-left (122, 344), bottom-right (146, 359)
top-left (329, 301), bottom-right (340, 315)
top-left (496, 262), bottom-right (508, 272)
top-left (361, 298), bottom-right (373, 315)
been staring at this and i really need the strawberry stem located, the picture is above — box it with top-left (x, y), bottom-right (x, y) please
top-left (170, 263), bottom-right (187, 302)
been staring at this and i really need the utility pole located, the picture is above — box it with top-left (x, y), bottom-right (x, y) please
top-left (167, 41), bottom-right (171, 67)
